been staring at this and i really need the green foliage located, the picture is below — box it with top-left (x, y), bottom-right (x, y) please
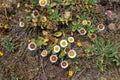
top-left (113, 54), bottom-right (120, 66)
top-left (64, 0), bottom-right (72, 6)
top-left (53, 31), bottom-right (62, 37)
top-left (48, 9), bottom-right (60, 21)
top-left (72, 20), bottom-right (97, 34)
top-left (86, 25), bottom-right (97, 33)
top-left (49, 2), bottom-right (57, 7)
top-left (35, 37), bottom-right (48, 49)
top-left (86, 37), bottom-right (119, 71)
top-left (85, 0), bottom-right (97, 5)
top-left (68, 56), bottom-right (79, 64)
top-left (59, 51), bottom-right (66, 59)
top-left (12, 77), bottom-right (18, 80)
top-left (46, 45), bottom-right (54, 53)
top-left (30, 0), bottom-right (39, 5)
top-left (72, 21), bottom-right (82, 32)
top-left (1, 37), bottom-right (18, 53)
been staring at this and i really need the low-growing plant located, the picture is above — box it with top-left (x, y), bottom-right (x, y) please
top-left (39, 36), bottom-right (79, 69)
top-left (86, 37), bottom-right (119, 71)
top-left (30, 0), bottom-right (39, 5)
top-left (85, 0), bottom-right (97, 5)
top-left (48, 9), bottom-right (60, 21)
top-left (71, 20), bottom-right (97, 36)
top-left (113, 54), bottom-right (120, 66)
top-left (12, 76), bottom-right (18, 80)
top-left (71, 21), bottom-right (82, 32)
top-left (36, 37), bottom-right (48, 49)
top-left (1, 37), bottom-right (18, 53)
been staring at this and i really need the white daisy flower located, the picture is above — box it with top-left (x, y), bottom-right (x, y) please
top-left (41, 50), bottom-right (48, 57)
top-left (97, 24), bottom-right (105, 31)
top-left (39, 0), bottom-right (47, 7)
top-left (60, 40), bottom-right (68, 48)
top-left (54, 45), bottom-right (60, 53)
top-left (79, 28), bottom-right (87, 35)
top-left (19, 22), bottom-right (25, 27)
top-left (50, 55), bottom-right (58, 63)
top-left (28, 42), bottom-right (37, 51)
top-left (61, 61), bottom-right (69, 69)
top-left (68, 49), bottom-right (77, 58)
top-left (68, 37), bottom-right (74, 43)
top-left (32, 10), bottom-right (39, 18)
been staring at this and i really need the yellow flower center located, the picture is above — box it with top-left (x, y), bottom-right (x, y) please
top-left (42, 51), bottom-right (47, 55)
top-left (41, 0), bottom-right (46, 5)
top-left (69, 38), bottom-right (73, 42)
top-left (69, 51), bottom-right (74, 56)
top-left (55, 47), bottom-right (59, 51)
top-left (62, 41), bottom-right (66, 46)
top-left (1, 2), bottom-right (6, 7)
top-left (99, 24), bottom-right (104, 29)
top-left (0, 51), bottom-right (3, 56)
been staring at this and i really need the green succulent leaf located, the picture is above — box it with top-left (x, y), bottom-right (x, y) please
top-left (53, 31), bottom-right (62, 37)
top-left (30, 0), bottom-right (39, 5)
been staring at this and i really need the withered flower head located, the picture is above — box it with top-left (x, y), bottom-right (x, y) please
top-left (41, 16), bottom-right (47, 22)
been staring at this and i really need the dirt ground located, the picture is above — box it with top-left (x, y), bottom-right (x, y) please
top-left (0, 0), bottom-right (120, 80)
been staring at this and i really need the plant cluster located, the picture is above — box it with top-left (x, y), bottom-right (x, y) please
top-left (0, 0), bottom-right (119, 72)
top-left (19, 0), bottom-right (101, 32)
top-left (21, 0), bottom-right (119, 71)
top-left (1, 37), bottom-right (18, 53)
top-left (28, 36), bottom-right (80, 69)
top-left (86, 37), bottom-right (119, 71)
